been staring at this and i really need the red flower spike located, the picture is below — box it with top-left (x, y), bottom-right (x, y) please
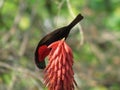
top-left (44, 39), bottom-right (77, 90)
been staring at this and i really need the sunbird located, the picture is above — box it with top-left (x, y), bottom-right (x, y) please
top-left (35, 14), bottom-right (83, 69)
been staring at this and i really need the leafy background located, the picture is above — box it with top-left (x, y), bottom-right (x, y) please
top-left (0, 0), bottom-right (120, 90)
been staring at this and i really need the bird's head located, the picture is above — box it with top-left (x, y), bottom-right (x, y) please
top-left (35, 45), bottom-right (51, 69)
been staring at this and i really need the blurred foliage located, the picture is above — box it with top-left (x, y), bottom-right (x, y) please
top-left (0, 0), bottom-right (120, 90)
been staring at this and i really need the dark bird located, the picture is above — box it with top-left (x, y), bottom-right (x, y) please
top-left (35, 14), bottom-right (83, 69)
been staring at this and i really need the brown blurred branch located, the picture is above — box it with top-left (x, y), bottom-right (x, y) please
top-left (7, 73), bottom-right (17, 90)
top-left (18, 32), bottom-right (29, 56)
top-left (0, 61), bottom-right (44, 88)
top-left (0, 0), bottom-right (4, 9)
top-left (18, 2), bottom-right (37, 57)
top-left (66, 0), bottom-right (84, 46)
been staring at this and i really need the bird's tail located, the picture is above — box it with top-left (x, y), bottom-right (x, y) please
top-left (67, 14), bottom-right (83, 29)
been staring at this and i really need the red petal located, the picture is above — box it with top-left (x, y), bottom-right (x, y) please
top-left (62, 67), bottom-right (66, 75)
top-left (57, 69), bottom-right (61, 78)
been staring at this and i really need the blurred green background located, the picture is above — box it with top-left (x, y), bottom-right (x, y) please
top-left (0, 0), bottom-right (120, 90)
